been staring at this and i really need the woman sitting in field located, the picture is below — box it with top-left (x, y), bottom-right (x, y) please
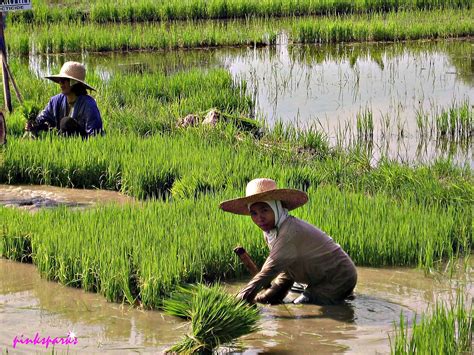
top-left (220, 178), bottom-right (357, 305)
top-left (25, 61), bottom-right (103, 138)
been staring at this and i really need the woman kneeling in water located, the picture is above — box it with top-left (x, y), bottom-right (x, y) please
top-left (220, 178), bottom-right (357, 305)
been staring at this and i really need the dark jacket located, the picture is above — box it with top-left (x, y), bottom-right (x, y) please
top-left (36, 93), bottom-right (103, 137)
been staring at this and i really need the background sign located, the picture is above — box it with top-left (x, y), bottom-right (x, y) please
top-left (0, 0), bottom-right (32, 12)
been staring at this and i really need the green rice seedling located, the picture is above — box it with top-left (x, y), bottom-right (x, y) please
top-left (9, 0), bottom-right (473, 25)
top-left (391, 293), bottom-right (472, 354)
top-left (434, 101), bottom-right (473, 142)
top-left (356, 108), bottom-right (374, 141)
top-left (292, 9), bottom-right (474, 44)
top-left (18, 101), bottom-right (41, 139)
top-left (164, 283), bottom-right (260, 353)
top-left (1, 128), bottom-right (472, 206)
top-left (7, 9), bottom-right (474, 55)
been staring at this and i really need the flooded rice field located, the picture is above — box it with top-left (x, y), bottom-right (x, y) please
top-left (1, 258), bottom-right (472, 353)
top-left (26, 39), bottom-right (474, 165)
top-left (0, 184), bottom-right (132, 211)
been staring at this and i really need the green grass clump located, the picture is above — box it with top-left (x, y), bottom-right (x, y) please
top-left (435, 100), bottom-right (473, 142)
top-left (293, 9), bottom-right (474, 43)
top-left (391, 294), bottom-right (472, 354)
top-left (9, 0), bottom-right (473, 24)
top-left (163, 284), bottom-right (260, 353)
top-left (1, 129), bottom-right (472, 205)
top-left (7, 9), bottom-right (474, 55)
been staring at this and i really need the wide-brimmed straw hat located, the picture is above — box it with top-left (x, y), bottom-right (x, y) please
top-left (45, 61), bottom-right (96, 91)
top-left (220, 178), bottom-right (308, 215)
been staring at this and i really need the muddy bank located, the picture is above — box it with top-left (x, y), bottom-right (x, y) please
top-left (0, 184), bottom-right (132, 211)
top-left (1, 258), bottom-right (471, 353)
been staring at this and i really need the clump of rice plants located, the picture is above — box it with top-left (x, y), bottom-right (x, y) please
top-left (8, 0), bottom-right (473, 25)
top-left (18, 101), bottom-right (41, 139)
top-left (163, 284), bottom-right (260, 354)
top-left (356, 108), bottom-right (374, 141)
top-left (435, 100), bottom-right (473, 142)
top-left (8, 8), bottom-right (474, 55)
top-left (390, 294), bottom-right (472, 354)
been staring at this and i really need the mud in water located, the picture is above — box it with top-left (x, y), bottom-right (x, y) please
top-left (0, 184), bottom-right (133, 211)
top-left (1, 258), bottom-right (472, 354)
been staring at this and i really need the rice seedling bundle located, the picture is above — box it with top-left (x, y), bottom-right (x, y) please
top-left (7, 9), bottom-right (474, 55)
top-left (9, 0), bottom-right (472, 24)
top-left (1, 185), bottom-right (471, 308)
top-left (163, 284), bottom-right (260, 353)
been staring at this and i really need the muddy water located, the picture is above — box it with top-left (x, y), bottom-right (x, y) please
top-left (0, 184), bottom-right (132, 211)
top-left (26, 39), bottom-right (474, 165)
top-left (1, 258), bottom-right (472, 354)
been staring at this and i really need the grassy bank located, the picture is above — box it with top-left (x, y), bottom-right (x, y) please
top-left (1, 185), bottom-right (471, 308)
top-left (10, 0), bottom-right (472, 24)
top-left (7, 9), bottom-right (474, 55)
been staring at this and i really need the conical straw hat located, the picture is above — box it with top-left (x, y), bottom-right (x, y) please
top-left (45, 61), bottom-right (96, 91)
top-left (220, 178), bottom-right (308, 215)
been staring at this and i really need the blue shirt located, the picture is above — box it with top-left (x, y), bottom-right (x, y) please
top-left (36, 93), bottom-right (103, 137)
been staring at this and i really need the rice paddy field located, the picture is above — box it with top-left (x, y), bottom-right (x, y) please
top-left (1, 0), bottom-right (473, 353)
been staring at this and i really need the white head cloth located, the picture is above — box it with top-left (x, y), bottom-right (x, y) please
top-left (249, 200), bottom-right (289, 249)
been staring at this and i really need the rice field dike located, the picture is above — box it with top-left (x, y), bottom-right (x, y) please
top-left (9, 0), bottom-right (473, 24)
top-left (6, 8), bottom-right (474, 55)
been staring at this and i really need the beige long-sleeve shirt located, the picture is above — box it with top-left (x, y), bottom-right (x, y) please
top-left (238, 216), bottom-right (357, 303)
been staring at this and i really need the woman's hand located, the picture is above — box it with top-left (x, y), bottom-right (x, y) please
top-left (25, 120), bottom-right (34, 131)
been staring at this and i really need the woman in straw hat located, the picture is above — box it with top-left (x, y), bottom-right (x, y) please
top-left (25, 61), bottom-right (103, 137)
top-left (220, 178), bottom-right (357, 305)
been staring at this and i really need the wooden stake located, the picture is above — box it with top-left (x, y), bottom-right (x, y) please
top-left (0, 12), bottom-right (12, 113)
top-left (2, 53), bottom-right (22, 103)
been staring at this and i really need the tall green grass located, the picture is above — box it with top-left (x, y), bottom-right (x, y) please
top-left (1, 185), bottom-right (471, 308)
top-left (391, 294), bottom-right (472, 354)
top-left (9, 0), bottom-right (473, 24)
top-left (1, 130), bottom-right (473, 207)
top-left (7, 9), bottom-right (474, 55)
top-left (293, 8), bottom-right (474, 43)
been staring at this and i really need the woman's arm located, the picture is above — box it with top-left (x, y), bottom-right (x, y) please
top-left (82, 97), bottom-right (103, 136)
top-left (255, 272), bottom-right (294, 304)
top-left (34, 98), bottom-right (56, 128)
top-left (237, 240), bottom-right (297, 303)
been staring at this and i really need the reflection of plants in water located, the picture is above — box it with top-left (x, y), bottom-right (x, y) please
top-left (391, 293), bottom-right (472, 354)
top-left (356, 108), bottom-right (374, 141)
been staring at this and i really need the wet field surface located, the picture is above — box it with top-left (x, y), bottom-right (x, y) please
top-left (1, 257), bottom-right (472, 354)
top-left (0, 184), bottom-right (132, 211)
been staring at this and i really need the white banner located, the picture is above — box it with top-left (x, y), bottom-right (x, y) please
top-left (0, 0), bottom-right (32, 12)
